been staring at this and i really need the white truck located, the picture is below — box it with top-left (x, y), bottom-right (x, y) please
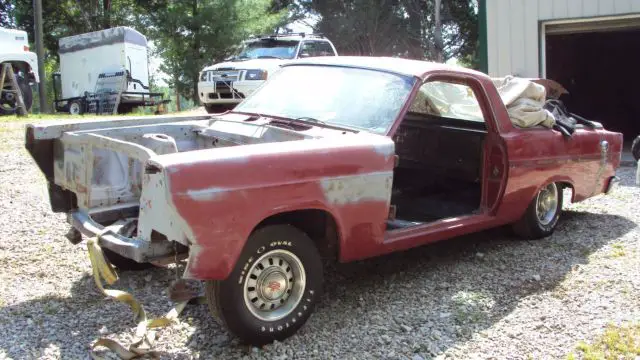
top-left (0, 27), bottom-right (39, 115)
top-left (198, 33), bottom-right (338, 113)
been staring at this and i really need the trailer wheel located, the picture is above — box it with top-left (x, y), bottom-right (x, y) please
top-left (68, 100), bottom-right (83, 115)
top-left (205, 224), bottom-right (323, 345)
top-left (0, 76), bottom-right (32, 115)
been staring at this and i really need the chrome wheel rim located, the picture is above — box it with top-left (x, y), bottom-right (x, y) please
top-left (536, 183), bottom-right (558, 226)
top-left (243, 249), bottom-right (306, 322)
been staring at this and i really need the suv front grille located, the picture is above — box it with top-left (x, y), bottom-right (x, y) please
top-left (203, 70), bottom-right (240, 82)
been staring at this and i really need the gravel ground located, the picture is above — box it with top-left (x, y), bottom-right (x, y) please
top-left (0, 120), bottom-right (639, 360)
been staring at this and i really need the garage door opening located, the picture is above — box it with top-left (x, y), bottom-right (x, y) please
top-left (545, 25), bottom-right (640, 142)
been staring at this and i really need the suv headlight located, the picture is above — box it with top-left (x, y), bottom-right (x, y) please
top-left (245, 69), bottom-right (268, 80)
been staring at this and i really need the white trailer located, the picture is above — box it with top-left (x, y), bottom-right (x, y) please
top-left (54, 27), bottom-right (167, 115)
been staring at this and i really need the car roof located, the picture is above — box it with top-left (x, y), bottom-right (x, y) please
top-left (280, 56), bottom-right (487, 80)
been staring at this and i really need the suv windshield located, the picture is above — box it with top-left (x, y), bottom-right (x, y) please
top-left (236, 39), bottom-right (299, 60)
top-left (234, 65), bottom-right (416, 134)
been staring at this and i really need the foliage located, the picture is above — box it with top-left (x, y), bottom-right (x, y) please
top-left (299, 0), bottom-right (479, 64)
top-left (568, 323), bottom-right (640, 360)
top-left (3, 0), bottom-right (480, 108)
top-left (137, 0), bottom-right (287, 102)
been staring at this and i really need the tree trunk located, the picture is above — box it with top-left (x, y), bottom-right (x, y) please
top-left (434, 0), bottom-right (444, 62)
top-left (192, 0), bottom-right (200, 104)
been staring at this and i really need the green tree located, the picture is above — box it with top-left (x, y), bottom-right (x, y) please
top-left (300, 0), bottom-right (479, 66)
top-left (138, 0), bottom-right (287, 103)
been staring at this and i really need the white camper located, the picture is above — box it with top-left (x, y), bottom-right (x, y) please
top-left (54, 27), bottom-right (164, 114)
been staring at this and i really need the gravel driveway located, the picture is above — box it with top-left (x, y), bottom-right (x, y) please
top-left (1, 120), bottom-right (639, 360)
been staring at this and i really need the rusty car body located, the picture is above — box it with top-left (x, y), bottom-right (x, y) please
top-left (25, 56), bottom-right (623, 345)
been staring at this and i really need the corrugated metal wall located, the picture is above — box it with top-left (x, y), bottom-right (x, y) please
top-left (486, 0), bottom-right (640, 77)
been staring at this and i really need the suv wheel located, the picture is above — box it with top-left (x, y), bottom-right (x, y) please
top-left (205, 225), bottom-right (323, 345)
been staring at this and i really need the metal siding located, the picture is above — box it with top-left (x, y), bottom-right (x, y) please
top-left (538, 0), bottom-right (554, 19)
top-left (510, 0), bottom-right (526, 76)
top-left (553, 0), bottom-right (569, 18)
top-left (583, 0), bottom-right (600, 16)
top-left (614, 0), bottom-right (633, 13)
top-left (599, 0), bottom-right (616, 13)
top-left (497, 0), bottom-right (512, 76)
top-left (486, 0), bottom-right (500, 76)
top-left (523, 0), bottom-right (539, 77)
top-left (568, 0), bottom-right (583, 17)
top-left (486, 0), bottom-right (640, 78)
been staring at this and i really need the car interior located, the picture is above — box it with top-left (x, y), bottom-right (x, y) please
top-left (386, 80), bottom-right (487, 230)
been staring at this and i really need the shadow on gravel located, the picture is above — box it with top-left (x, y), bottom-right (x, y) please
top-left (0, 210), bottom-right (635, 359)
top-left (302, 210), bottom-right (637, 357)
top-left (0, 263), bottom-right (212, 359)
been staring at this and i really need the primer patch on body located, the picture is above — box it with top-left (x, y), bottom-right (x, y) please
top-left (186, 187), bottom-right (229, 201)
top-left (320, 172), bottom-right (393, 206)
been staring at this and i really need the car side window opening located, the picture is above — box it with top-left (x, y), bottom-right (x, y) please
top-left (299, 41), bottom-right (335, 58)
top-left (409, 80), bottom-right (486, 124)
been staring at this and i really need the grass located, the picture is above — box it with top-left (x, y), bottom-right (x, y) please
top-left (568, 323), bottom-right (640, 360)
top-left (0, 111), bottom-right (156, 123)
top-left (606, 243), bottom-right (627, 258)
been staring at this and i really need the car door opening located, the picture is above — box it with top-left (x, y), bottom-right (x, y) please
top-left (387, 80), bottom-right (487, 230)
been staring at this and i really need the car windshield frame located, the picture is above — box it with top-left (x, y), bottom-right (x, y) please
top-left (236, 39), bottom-right (300, 60)
top-left (232, 64), bottom-right (418, 135)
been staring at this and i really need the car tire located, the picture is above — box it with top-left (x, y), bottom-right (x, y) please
top-left (631, 135), bottom-right (640, 161)
top-left (102, 248), bottom-right (154, 271)
top-left (204, 104), bottom-right (234, 114)
top-left (205, 224), bottom-right (323, 345)
top-left (512, 182), bottom-right (563, 239)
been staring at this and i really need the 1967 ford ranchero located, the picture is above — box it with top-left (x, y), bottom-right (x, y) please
top-left (25, 56), bottom-right (622, 345)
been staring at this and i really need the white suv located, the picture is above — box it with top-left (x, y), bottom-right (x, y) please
top-left (198, 33), bottom-right (338, 113)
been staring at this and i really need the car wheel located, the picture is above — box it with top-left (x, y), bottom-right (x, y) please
top-left (512, 182), bottom-right (563, 239)
top-left (205, 224), bottom-right (323, 345)
top-left (102, 248), bottom-right (154, 271)
top-left (631, 135), bottom-right (640, 161)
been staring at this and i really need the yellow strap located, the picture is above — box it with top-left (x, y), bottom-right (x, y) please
top-left (86, 237), bottom-right (204, 359)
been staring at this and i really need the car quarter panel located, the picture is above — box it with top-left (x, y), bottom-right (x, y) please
top-left (497, 127), bottom-right (622, 223)
top-left (152, 134), bottom-right (396, 280)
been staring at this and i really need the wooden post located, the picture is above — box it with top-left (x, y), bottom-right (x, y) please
top-left (34, 0), bottom-right (48, 113)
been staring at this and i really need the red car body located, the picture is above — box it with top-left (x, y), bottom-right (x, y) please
top-left (25, 57), bottom-right (622, 281)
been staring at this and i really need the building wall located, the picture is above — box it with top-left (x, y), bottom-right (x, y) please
top-left (486, 0), bottom-right (640, 77)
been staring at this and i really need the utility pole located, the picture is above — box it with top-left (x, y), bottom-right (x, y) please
top-left (33, 0), bottom-right (48, 113)
top-left (434, 0), bottom-right (443, 63)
